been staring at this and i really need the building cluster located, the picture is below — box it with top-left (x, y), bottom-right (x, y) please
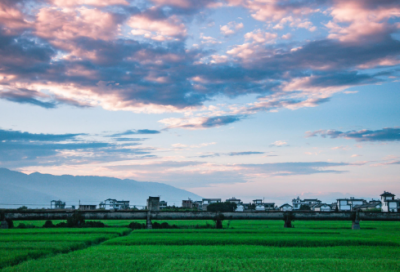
top-left (49, 191), bottom-right (400, 213)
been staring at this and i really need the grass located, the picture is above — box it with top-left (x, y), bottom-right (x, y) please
top-left (1, 220), bottom-right (399, 271)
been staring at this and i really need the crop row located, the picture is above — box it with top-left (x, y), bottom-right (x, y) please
top-left (104, 233), bottom-right (398, 247)
top-left (0, 228), bottom-right (131, 269)
top-left (3, 245), bottom-right (400, 272)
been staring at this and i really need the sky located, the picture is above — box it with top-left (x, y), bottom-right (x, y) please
top-left (0, 0), bottom-right (400, 205)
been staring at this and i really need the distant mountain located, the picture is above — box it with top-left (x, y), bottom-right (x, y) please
top-left (0, 168), bottom-right (201, 209)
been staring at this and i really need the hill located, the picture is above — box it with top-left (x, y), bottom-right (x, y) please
top-left (0, 168), bottom-right (201, 209)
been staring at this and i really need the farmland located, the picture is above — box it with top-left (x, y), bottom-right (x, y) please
top-left (1, 220), bottom-right (399, 271)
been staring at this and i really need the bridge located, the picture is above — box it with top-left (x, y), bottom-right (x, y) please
top-left (2, 210), bottom-right (400, 229)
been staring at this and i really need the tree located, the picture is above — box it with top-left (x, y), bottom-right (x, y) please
top-left (299, 204), bottom-right (311, 211)
top-left (43, 220), bottom-right (54, 228)
top-left (17, 206), bottom-right (28, 211)
top-left (207, 202), bottom-right (237, 212)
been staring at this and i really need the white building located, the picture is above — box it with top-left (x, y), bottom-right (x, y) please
top-left (381, 191), bottom-right (399, 212)
top-left (336, 197), bottom-right (365, 211)
top-left (264, 203), bottom-right (275, 210)
top-left (202, 198), bottom-right (221, 211)
top-left (99, 198), bottom-right (130, 210)
top-left (235, 204), bottom-right (244, 212)
top-left (292, 197), bottom-right (321, 210)
top-left (312, 203), bottom-right (332, 212)
top-left (255, 205), bottom-right (265, 211)
top-left (279, 204), bottom-right (293, 211)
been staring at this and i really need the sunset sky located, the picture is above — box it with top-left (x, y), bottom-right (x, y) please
top-left (1, 0), bottom-right (400, 204)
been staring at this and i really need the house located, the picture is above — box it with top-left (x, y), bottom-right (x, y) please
top-left (50, 200), bottom-right (66, 209)
top-left (79, 204), bottom-right (96, 210)
top-left (147, 196), bottom-right (160, 211)
top-left (193, 201), bottom-right (202, 210)
top-left (336, 197), bottom-right (366, 211)
top-left (99, 199), bottom-right (130, 210)
top-left (355, 202), bottom-right (381, 211)
top-left (381, 191), bottom-right (399, 212)
top-left (263, 203), bottom-right (275, 210)
top-left (242, 203), bottom-right (253, 211)
top-left (226, 197), bottom-right (241, 204)
top-left (255, 205), bottom-right (265, 211)
top-left (312, 203), bottom-right (332, 212)
top-left (292, 197), bottom-right (321, 210)
top-left (279, 204), bottom-right (293, 211)
top-left (202, 198), bottom-right (221, 211)
top-left (235, 204), bottom-right (244, 212)
top-left (253, 199), bottom-right (263, 205)
top-left (182, 199), bottom-right (193, 208)
top-left (159, 201), bottom-right (168, 210)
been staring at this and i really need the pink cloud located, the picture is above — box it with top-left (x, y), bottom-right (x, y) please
top-left (0, 2), bottom-right (29, 34)
top-left (128, 13), bottom-right (187, 41)
top-left (244, 29), bottom-right (277, 43)
top-left (50, 0), bottom-right (129, 7)
top-left (227, 0), bottom-right (318, 22)
top-left (327, 0), bottom-right (400, 43)
top-left (220, 21), bottom-right (244, 36)
top-left (35, 7), bottom-right (120, 42)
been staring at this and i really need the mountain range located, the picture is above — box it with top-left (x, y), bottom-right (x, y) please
top-left (0, 168), bottom-right (201, 209)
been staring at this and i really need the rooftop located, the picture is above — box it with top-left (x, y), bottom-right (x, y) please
top-left (380, 191), bottom-right (395, 197)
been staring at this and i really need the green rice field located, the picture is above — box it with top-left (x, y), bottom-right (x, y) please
top-left (1, 220), bottom-right (399, 271)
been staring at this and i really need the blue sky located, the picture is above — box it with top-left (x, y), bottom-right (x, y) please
top-left (0, 0), bottom-right (399, 204)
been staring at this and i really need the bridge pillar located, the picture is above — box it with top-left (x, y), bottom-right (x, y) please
top-left (283, 212), bottom-right (293, 228)
top-left (146, 211), bottom-right (152, 229)
top-left (352, 211), bottom-right (360, 230)
top-left (213, 212), bottom-right (224, 229)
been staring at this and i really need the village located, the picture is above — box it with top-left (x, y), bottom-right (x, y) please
top-left (49, 191), bottom-right (400, 213)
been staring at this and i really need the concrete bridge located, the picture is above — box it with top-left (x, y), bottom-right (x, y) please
top-left (2, 210), bottom-right (400, 229)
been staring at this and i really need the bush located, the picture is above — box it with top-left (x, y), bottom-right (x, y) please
top-left (43, 220), bottom-right (54, 228)
top-left (16, 223), bottom-right (36, 229)
top-left (55, 222), bottom-right (68, 228)
top-left (299, 205), bottom-right (311, 211)
top-left (207, 202), bottom-right (237, 212)
top-left (67, 212), bottom-right (85, 227)
top-left (16, 206), bottom-right (28, 211)
top-left (152, 222), bottom-right (178, 229)
top-left (128, 222), bottom-right (146, 229)
top-left (83, 221), bottom-right (105, 228)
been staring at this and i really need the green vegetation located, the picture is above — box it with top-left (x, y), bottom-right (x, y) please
top-left (1, 220), bottom-right (399, 271)
top-left (0, 228), bottom-right (130, 269)
top-left (206, 202), bottom-right (237, 212)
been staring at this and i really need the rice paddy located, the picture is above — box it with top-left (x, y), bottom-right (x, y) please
top-left (1, 220), bottom-right (399, 271)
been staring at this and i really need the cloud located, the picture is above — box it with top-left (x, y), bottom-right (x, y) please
top-left (270, 141), bottom-right (288, 147)
top-left (198, 151), bottom-right (264, 158)
top-left (220, 21), bottom-right (243, 36)
top-left (307, 127), bottom-right (400, 142)
top-left (128, 9), bottom-right (187, 41)
top-left (0, 129), bottom-right (84, 142)
top-left (0, 128), bottom-right (154, 168)
top-left (0, 88), bottom-right (91, 109)
top-left (0, 0), bottom-right (399, 128)
top-left (159, 115), bottom-right (245, 129)
top-left (113, 138), bottom-right (148, 142)
top-left (106, 160), bottom-right (353, 188)
top-left (244, 29), bottom-right (277, 43)
top-left (240, 161), bottom-right (351, 176)
top-left (110, 129), bottom-right (161, 137)
top-left (228, 151), bottom-right (264, 156)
